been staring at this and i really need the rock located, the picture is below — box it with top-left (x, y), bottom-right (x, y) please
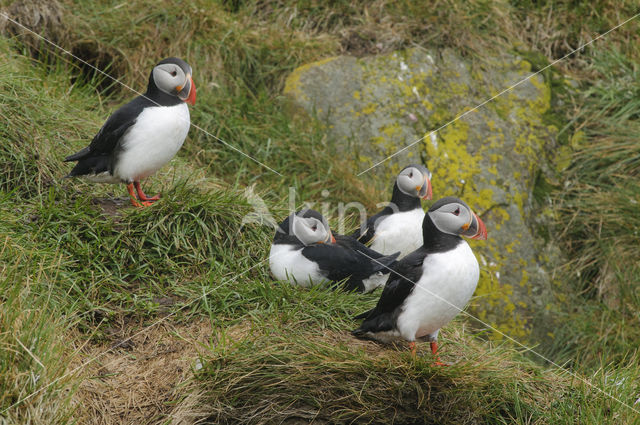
top-left (284, 48), bottom-right (559, 341)
top-left (0, 0), bottom-right (68, 55)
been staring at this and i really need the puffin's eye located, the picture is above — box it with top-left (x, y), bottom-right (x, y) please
top-left (408, 172), bottom-right (413, 178)
top-left (170, 70), bottom-right (177, 77)
top-left (453, 208), bottom-right (460, 216)
top-left (311, 224), bottom-right (318, 232)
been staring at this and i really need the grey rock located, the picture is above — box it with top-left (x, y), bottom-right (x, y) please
top-left (284, 47), bottom-right (560, 340)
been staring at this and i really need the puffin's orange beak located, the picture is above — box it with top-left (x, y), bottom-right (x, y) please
top-left (417, 176), bottom-right (432, 200)
top-left (186, 75), bottom-right (196, 105)
top-left (460, 212), bottom-right (488, 240)
top-left (470, 213), bottom-right (488, 240)
top-left (423, 178), bottom-right (433, 200)
top-left (177, 74), bottom-right (196, 106)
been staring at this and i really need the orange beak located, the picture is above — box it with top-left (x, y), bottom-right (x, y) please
top-left (177, 74), bottom-right (196, 106)
top-left (470, 213), bottom-right (488, 240)
top-left (423, 177), bottom-right (433, 200)
top-left (186, 75), bottom-right (196, 105)
top-left (460, 212), bottom-right (488, 240)
top-left (417, 176), bottom-right (433, 200)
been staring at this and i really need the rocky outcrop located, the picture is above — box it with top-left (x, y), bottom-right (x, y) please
top-left (284, 48), bottom-right (559, 340)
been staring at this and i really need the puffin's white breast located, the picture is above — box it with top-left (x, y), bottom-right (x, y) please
top-left (370, 208), bottom-right (425, 258)
top-left (114, 103), bottom-right (190, 182)
top-left (396, 242), bottom-right (479, 341)
top-left (269, 244), bottom-right (327, 287)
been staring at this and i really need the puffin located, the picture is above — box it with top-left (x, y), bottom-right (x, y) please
top-left (269, 209), bottom-right (401, 292)
top-left (352, 196), bottom-right (487, 363)
top-left (64, 57), bottom-right (196, 207)
top-left (352, 164), bottom-right (432, 258)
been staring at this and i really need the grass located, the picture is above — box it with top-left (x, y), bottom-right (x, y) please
top-left (1, 0), bottom-right (640, 423)
top-left (547, 47), bottom-right (640, 367)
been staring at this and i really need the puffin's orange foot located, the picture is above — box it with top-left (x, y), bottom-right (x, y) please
top-left (126, 183), bottom-right (154, 208)
top-left (130, 199), bottom-right (155, 208)
top-left (408, 341), bottom-right (417, 358)
top-left (429, 341), bottom-right (448, 366)
top-left (134, 181), bottom-right (160, 202)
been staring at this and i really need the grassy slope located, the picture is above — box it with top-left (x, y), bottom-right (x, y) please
top-left (1, 0), bottom-right (640, 423)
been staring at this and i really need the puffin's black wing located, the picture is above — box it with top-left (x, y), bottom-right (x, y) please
top-left (301, 237), bottom-right (399, 292)
top-left (64, 97), bottom-right (152, 176)
top-left (334, 234), bottom-right (393, 260)
top-left (352, 248), bottom-right (426, 333)
top-left (351, 207), bottom-right (393, 244)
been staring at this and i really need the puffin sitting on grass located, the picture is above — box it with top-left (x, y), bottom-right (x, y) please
top-left (64, 57), bottom-right (196, 207)
top-left (352, 164), bottom-right (432, 258)
top-left (269, 209), bottom-right (400, 292)
top-left (352, 197), bottom-right (487, 364)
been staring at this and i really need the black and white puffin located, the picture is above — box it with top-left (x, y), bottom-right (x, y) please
top-left (352, 164), bottom-right (432, 259)
top-left (64, 57), bottom-right (196, 207)
top-left (269, 209), bottom-right (401, 292)
top-left (352, 196), bottom-right (487, 363)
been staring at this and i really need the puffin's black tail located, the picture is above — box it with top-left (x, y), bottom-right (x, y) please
top-left (64, 146), bottom-right (91, 162)
top-left (351, 328), bottom-right (366, 338)
top-left (353, 308), bottom-right (374, 320)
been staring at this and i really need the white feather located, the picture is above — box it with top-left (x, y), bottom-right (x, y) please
top-left (361, 271), bottom-right (388, 293)
top-left (84, 171), bottom-right (119, 183)
top-left (395, 242), bottom-right (479, 341)
top-left (370, 208), bottom-right (425, 258)
top-left (114, 103), bottom-right (190, 182)
top-left (269, 244), bottom-right (327, 287)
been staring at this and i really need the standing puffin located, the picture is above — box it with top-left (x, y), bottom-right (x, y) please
top-left (269, 209), bottom-right (400, 292)
top-left (352, 164), bottom-right (432, 258)
top-left (352, 196), bottom-right (487, 363)
top-left (64, 57), bottom-right (196, 207)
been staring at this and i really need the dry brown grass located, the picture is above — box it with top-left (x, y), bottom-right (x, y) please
top-left (72, 319), bottom-right (214, 425)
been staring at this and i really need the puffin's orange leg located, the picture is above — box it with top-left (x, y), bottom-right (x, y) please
top-left (134, 181), bottom-right (160, 202)
top-left (127, 183), bottom-right (151, 208)
top-left (408, 341), bottom-right (417, 358)
top-left (430, 341), bottom-right (448, 367)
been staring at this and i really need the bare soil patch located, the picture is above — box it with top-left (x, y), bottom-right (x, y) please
top-left (73, 319), bottom-right (213, 425)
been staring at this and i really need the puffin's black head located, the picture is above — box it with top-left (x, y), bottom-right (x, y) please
top-left (425, 196), bottom-right (487, 240)
top-left (275, 209), bottom-right (336, 246)
top-left (147, 57), bottom-right (196, 105)
top-left (394, 164), bottom-right (433, 200)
